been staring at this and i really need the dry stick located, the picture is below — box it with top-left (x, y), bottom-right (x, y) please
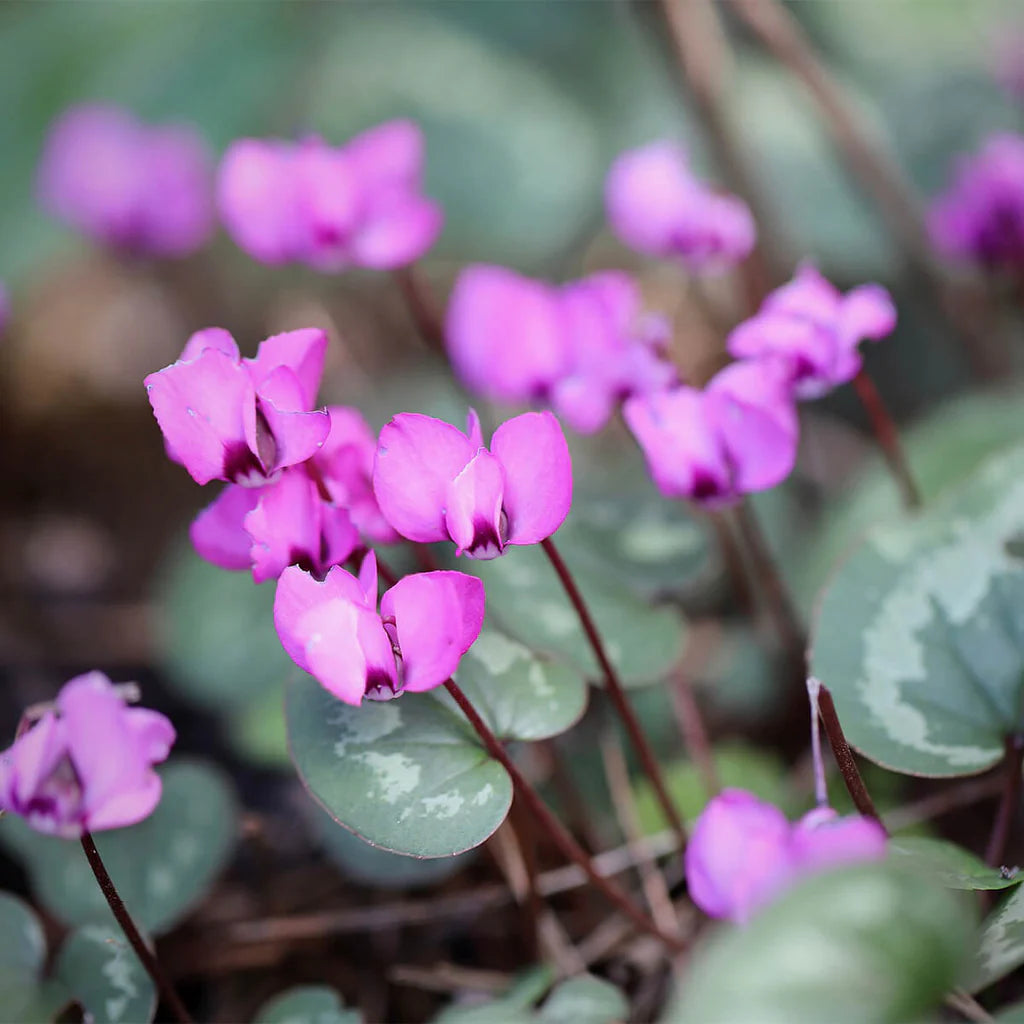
top-left (540, 538), bottom-right (688, 849)
top-left (80, 832), bottom-right (193, 1024)
top-left (393, 264), bottom-right (446, 353)
top-left (443, 678), bottom-right (687, 955)
top-left (815, 686), bottom-right (885, 828)
top-left (669, 671), bottom-right (720, 798)
top-left (851, 370), bottom-right (922, 511)
top-left (985, 735), bottom-right (1024, 868)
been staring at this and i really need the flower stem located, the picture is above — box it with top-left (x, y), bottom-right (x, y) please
top-left (443, 679), bottom-right (687, 954)
top-left (985, 735), bottom-right (1024, 868)
top-left (540, 538), bottom-right (688, 849)
top-left (393, 265), bottom-right (446, 353)
top-left (815, 685), bottom-right (885, 829)
top-left (852, 370), bottom-right (921, 511)
top-left (79, 832), bottom-right (193, 1024)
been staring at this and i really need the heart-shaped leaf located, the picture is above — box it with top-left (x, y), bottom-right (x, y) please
top-left (470, 544), bottom-right (685, 689)
top-left (0, 759), bottom-right (238, 935)
top-left (287, 627), bottom-right (587, 858)
top-left (888, 837), bottom-right (1022, 891)
top-left (0, 893), bottom-right (56, 1024)
top-left (537, 975), bottom-right (629, 1024)
top-left (970, 882), bottom-right (1024, 993)
top-left (664, 863), bottom-right (973, 1023)
top-left (811, 445), bottom-right (1024, 777)
top-left (255, 985), bottom-right (360, 1024)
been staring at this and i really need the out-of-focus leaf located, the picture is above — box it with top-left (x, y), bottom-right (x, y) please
top-left (0, 893), bottom-right (48, 1024)
top-left (538, 975), bottom-right (629, 1024)
top-left (971, 882), bottom-right (1024, 993)
top-left (255, 985), bottom-right (360, 1024)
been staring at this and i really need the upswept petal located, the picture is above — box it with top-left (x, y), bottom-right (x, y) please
top-left (839, 284), bottom-right (897, 346)
top-left (791, 807), bottom-right (887, 872)
top-left (0, 712), bottom-right (68, 808)
top-left (255, 366), bottom-right (330, 474)
top-left (444, 450), bottom-right (506, 557)
top-left (349, 197), bottom-right (443, 269)
top-left (245, 328), bottom-right (328, 407)
top-left (551, 376), bottom-right (616, 435)
top-left (180, 327), bottom-right (239, 363)
top-left (145, 348), bottom-right (255, 485)
top-left (190, 485), bottom-right (260, 571)
top-left (245, 470), bottom-right (321, 584)
top-left (346, 119), bottom-right (425, 190)
top-left (490, 411), bottom-right (572, 545)
top-left (373, 413), bottom-right (475, 542)
top-left (380, 571), bottom-right (485, 693)
top-left (126, 708), bottom-right (177, 764)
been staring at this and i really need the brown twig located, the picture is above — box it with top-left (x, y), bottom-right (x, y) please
top-left (883, 775), bottom-right (1004, 833)
top-left (815, 685), bottom-right (885, 828)
top-left (80, 832), bottom-right (193, 1024)
top-left (986, 735), bottom-right (1024, 868)
top-left (444, 678), bottom-right (687, 954)
top-left (393, 264), bottom-right (446, 353)
top-left (540, 538), bottom-right (687, 849)
top-left (851, 370), bottom-right (921, 511)
top-left (669, 670), bottom-right (719, 798)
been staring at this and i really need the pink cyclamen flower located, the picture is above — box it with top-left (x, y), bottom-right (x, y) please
top-left (726, 265), bottom-right (896, 400)
top-left (145, 326), bottom-right (330, 487)
top-left (373, 409), bottom-right (572, 559)
top-left (274, 552), bottom-right (485, 704)
top-left (685, 789), bottom-right (887, 923)
top-left (0, 672), bottom-right (175, 837)
top-left (37, 104), bottom-right (213, 257)
top-left (624, 359), bottom-right (799, 506)
top-left (928, 133), bottom-right (1024, 271)
top-left (218, 120), bottom-right (442, 271)
top-left (605, 141), bottom-right (755, 270)
top-left (446, 266), bottom-right (676, 434)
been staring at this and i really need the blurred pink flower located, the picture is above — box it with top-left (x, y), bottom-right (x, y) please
top-left (605, 141), bottom-right (755, 269)
top-left (217, 120), bottom-right (442, 271)
top-left (929, 133), bottom-right (1024, 270)
top-left (624, 359), bottom-right (798, 506)
top-left (445, 266), bottom-right (675, 434)
top-left (373, 409), bottom-right (572, 559)
top-left (726, 265), bottom-right (896, 399)
top-left (37, 104), bottom-right (214, 257)
top-left (145, 327), bottom-right (329, 487)
top-left (0, 672), bottom-right (175, 837)
top-left (274, 552), bottom-right (485, 704)
top-left (685, 789), bottom-right (887, 923)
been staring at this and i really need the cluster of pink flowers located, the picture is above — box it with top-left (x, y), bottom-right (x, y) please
top-left (0, 672), bottom-right (175, 837)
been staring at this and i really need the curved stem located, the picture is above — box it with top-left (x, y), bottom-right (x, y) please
top-left (852, 370), bottom-right (921, 511)
top-left (986, 735), bottom-right (1024, 868)
top-left (443, 679), bottom-right (687, 954)
top-left (80, 832), bottom-right (193, 1024)
top-left (540, 538), bottom-right (688, 849)
top-left (393, 265), bottom-right (446, 353)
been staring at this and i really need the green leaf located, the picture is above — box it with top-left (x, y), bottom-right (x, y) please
top-left (810, 444), bottom-right (1024, 777)
top-left (432, 965), bottom-right (554, 1024)
top-left (970, 883), bottom-right (1024, 993)
top-left (0, 759), bottom-right (238, 935)
top-left (471, 544), bottom-right (685, 689)
top-left (538, 975), bottom-right (629, 1024)
top-left (888, 837), bottom-right (1022, 891)
top-left (995, 998), bottom-right (1024, 1022)
top-left (664, 863), bottom-right (974, 1023)
top-left (53, 924), bottom-right (156, 1024)
top-left (255, 985), bottom-right (360, 1024)
top-left (0, 893), bottom-right (47, 1024)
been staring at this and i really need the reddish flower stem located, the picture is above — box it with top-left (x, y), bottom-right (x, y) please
top-left (540, 538), bottom-right (688, 850)
top-left (79, 832), bottom-right (193, 1024)
top-left (815, 686), bottom-right (885, 829)
top-left (852, 370), bottom-right (921, 511)
top-left (443, 679), bottom-right (687, 953)
top-left (393, 265), bottom-right (446, 353)
top-left (986, 735), bottom-right (1024, 868)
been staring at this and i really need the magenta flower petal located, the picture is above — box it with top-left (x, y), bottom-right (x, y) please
top-left (445, 265), bottom-right (567, 404)
top-left (374, 413), bottom-right (475, 542)
top-left (0, 712), bottom-right (67, 810)
top-left (839, 284), bottom-right (897, 346)
top-left (245, 328), bottom-right (328, 408)
top-left (791, 807), bottom-right (888, 872)
top-left (180, 327), bottom-right (240, 363)
top-left (380, 571), bottom-right (485, 693)
top-left (685, 789), bottom-right (794, 922)
top-left (253, 367), bottom-right (330, 475)
top-left (444, 451), bottom-right (507, 558)
top-left (145, 348), bottom-right (255, 485)
top-left (349, 196), bottom-right (444, 269)
top-left (345, 119), bottom-right (425, 190)
top-left (190, 484), bottom-right (260, 571)
top-left (490, 411), bottom-right (572, 546)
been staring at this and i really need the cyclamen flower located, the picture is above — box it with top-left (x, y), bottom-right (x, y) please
top-left (373, 410), bottom-right (572, 559)
top-left (145, 327), bottom-right (330, 487)
top-left (685, 789), bottom-right (887, 923)
top-left (624, 359), bottom-right (799, 506)
top-left (446, 266), bottom-right (675, 434)
top-left (726, 265), bottom-right (896, 400)
top-left (605, 141), bottom-right (755, 269)
top-left (274, 552), bottom-right (485, 704)
top-left (0, 672), bottom-right (175, 838)
top-left (37, 104), bottom-right (213, 257)
top-left (928, 133), bottom-right (1024, 270)
top-left (218, 120), bottom-right (442, 271)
